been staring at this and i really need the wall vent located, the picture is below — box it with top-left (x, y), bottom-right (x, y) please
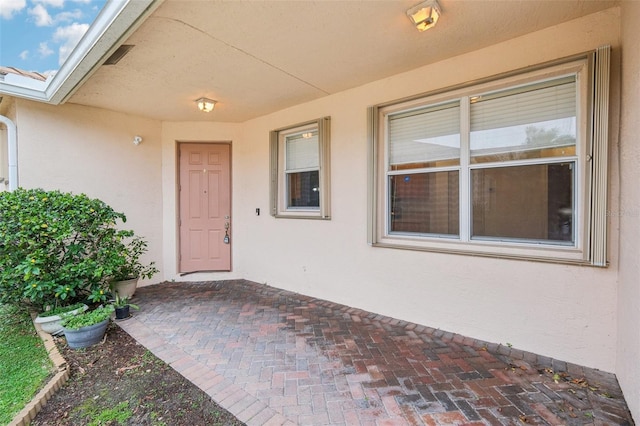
top-left (104, 45), bottom-right (135, 65)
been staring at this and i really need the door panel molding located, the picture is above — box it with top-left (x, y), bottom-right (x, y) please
top-left (178, 142), bottom-right (231, 272)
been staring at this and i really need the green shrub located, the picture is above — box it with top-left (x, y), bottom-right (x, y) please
top-left (61, 305), bottom-right (114, 330)
top-left (37, 302), bottom-right (86, 318)
top-left (0, 188), bottom-right (156, 311)
top-left (97, 230), bottom-right (158, 282)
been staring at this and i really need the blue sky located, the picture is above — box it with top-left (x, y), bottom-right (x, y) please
top-left (0, 0), bottom-right (106, 75)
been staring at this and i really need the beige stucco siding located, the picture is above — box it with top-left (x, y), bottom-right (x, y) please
top-left (159, 121), bottom-right (243, 278)
top-left (8, 6), bottom-right (630, 386)
top-left (15, 101), bottom-right (164, 286)
top-left (160, 9), bottom-right (622, 373)
top-left (616, 0), bottom-right (640, 419)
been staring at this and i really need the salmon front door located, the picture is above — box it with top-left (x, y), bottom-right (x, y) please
top-left (179, 143), bottom-right (231, 272)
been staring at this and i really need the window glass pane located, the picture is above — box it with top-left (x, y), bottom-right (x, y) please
top-left (470, 77), bottom-right (576, 164)
top-left (286, 132), bottom-right (319, 170)
top-left (287, 170), bottom-right (319, 208)
top-left (389, 171), bottom-right (459, 235)
top-left (471, 163), bottom-right (574, 242)
top-left (389, 102), bottom-right (460, 170)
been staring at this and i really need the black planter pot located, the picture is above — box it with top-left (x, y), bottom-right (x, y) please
top-left (115, 305), bottom-right (130, 320)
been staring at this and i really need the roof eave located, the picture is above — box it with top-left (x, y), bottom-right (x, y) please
top-left (0, 0), bottom-right (163, 105)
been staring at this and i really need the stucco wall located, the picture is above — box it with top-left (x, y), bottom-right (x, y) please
top-left (10, 8), bottom-right (627, 377)
top-left (15, 101), bottom-right (164, 285)
top-left (163, 9), bottom-right (622, 372)
top-left (160, 121), bottom-right (243, 278)
top-left (616, 1), bottom-right (640, 421)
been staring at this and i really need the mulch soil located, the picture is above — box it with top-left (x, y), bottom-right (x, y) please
top-left (32, 323), bottom-right (244, 425)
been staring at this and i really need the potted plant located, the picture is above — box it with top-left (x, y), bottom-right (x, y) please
top-left (104, 232), bottom-right (159, 299)
top-left (62, 305), bottom-right (114, 349)
top-left (112, 294), bottom-right (139, 320)
top-left (34, 302), bottom-right (89, 335)
top-left (0, 189), bottom-right (128, 313)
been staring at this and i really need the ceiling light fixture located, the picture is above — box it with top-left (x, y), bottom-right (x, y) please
top-left (406, 0), bottom-right (441, 32)
top-left (196, 97), bottom-right (216, 113)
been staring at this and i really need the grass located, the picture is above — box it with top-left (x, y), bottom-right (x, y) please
top-left (74, 396), bottom-right (133, 426)
top-left (0, 304), bottom-right (54, 424)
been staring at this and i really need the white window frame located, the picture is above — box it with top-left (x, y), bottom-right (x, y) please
top-left (368, 48), bottom-right (610, 266)
top-left (270, 117), bottom-right (331, 219)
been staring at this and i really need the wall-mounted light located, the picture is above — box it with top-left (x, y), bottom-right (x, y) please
top-left (133, 135), bottom-right (142, 145)
top-left (406, 0), bottom-right (441, 32)
top-left (196, 97), bottom-right (216, 113)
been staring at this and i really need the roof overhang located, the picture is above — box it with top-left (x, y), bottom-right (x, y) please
top-left (0, 0), bottom-right (162, 105)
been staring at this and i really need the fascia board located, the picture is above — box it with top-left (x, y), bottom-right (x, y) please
top-left (0, 76), bottom-right (49, 101)
top-left (0, 0), bottom-right (163, 105)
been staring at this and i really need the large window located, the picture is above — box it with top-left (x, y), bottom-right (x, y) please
top-left (369, 48), bottom-right (610, 265)
top-left (270, 117), bottom-right (331, 219)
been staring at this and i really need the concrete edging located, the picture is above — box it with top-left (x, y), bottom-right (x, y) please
top-left (8, 316), bottom-right (70, 426)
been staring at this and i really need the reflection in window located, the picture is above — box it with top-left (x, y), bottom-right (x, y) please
top-left (470, 77), bottom-right (576, 163)
top-left (389, 101), bottom-right (461, 170)
top-left (390, 171), bottom-right (459, 236)
top-left (471, 163), bottom-right (574, 243)
top-left (285, 131), bottom-right (320, 209)
top-left (287, 170), bottom-right (320, 208)
top-left (371, 49), bottom-right (611, 265)
top-left (387, 102), bottom-right (461, 236)
top-left (383, 75), bottom-right (579, 245)
top-left (270, 117), bottom-right (331, 219)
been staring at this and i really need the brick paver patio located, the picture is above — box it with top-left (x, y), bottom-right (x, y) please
top-left (117, 280), bottom-right (633, 426)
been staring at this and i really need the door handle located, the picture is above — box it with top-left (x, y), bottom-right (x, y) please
top-left (223, 222), bottom-right (230, 244)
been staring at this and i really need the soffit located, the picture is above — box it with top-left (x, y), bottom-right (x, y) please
top-left (68, 0), bottom-right (617, 123)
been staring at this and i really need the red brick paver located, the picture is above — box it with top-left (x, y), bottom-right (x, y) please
top-left (117, 280), bottom-right (633, 426)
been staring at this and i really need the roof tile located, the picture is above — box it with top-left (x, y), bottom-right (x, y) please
top-left (0, 66), bottom-right (48, 82)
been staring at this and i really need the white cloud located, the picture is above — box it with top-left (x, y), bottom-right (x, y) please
top-left (0, 0), bottom-right (27, 19)
top-left (33, 0), bottom-right (65, 8)
top-left (54, 8), bottom-right (82, 23)
top-left (38, 41), bottom-right (53, 57)
top-left (28, 3), bottom-right (52, 26)
top-left (53, 22), bottom-right (88, 66)
top-left (19, 50), bottom-right (29, 60)
top-left (28, 4), bottom-right (83, 26)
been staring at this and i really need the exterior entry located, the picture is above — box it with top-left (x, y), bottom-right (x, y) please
top-left (179, 143), bottom-right (231, 272)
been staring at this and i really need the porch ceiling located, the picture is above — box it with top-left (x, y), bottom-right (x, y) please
top-left (68, 0), bottom-right (617, 123)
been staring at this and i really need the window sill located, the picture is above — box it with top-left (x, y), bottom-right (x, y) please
top-left (273, 213), bottom-right (331, 220)
top-left (372, 235), bottom-right (599, 266)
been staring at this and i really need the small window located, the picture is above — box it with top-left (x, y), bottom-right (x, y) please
top-left (270, 117), bottom-right (331, 219)
top-left (368, 47), bottom-right (611, 266)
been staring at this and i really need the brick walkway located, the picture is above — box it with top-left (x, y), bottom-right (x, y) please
top-left (117, 280), bottom-right (633, 426)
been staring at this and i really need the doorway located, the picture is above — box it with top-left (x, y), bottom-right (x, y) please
top-left (178, 143), bottom-right (231, 272)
